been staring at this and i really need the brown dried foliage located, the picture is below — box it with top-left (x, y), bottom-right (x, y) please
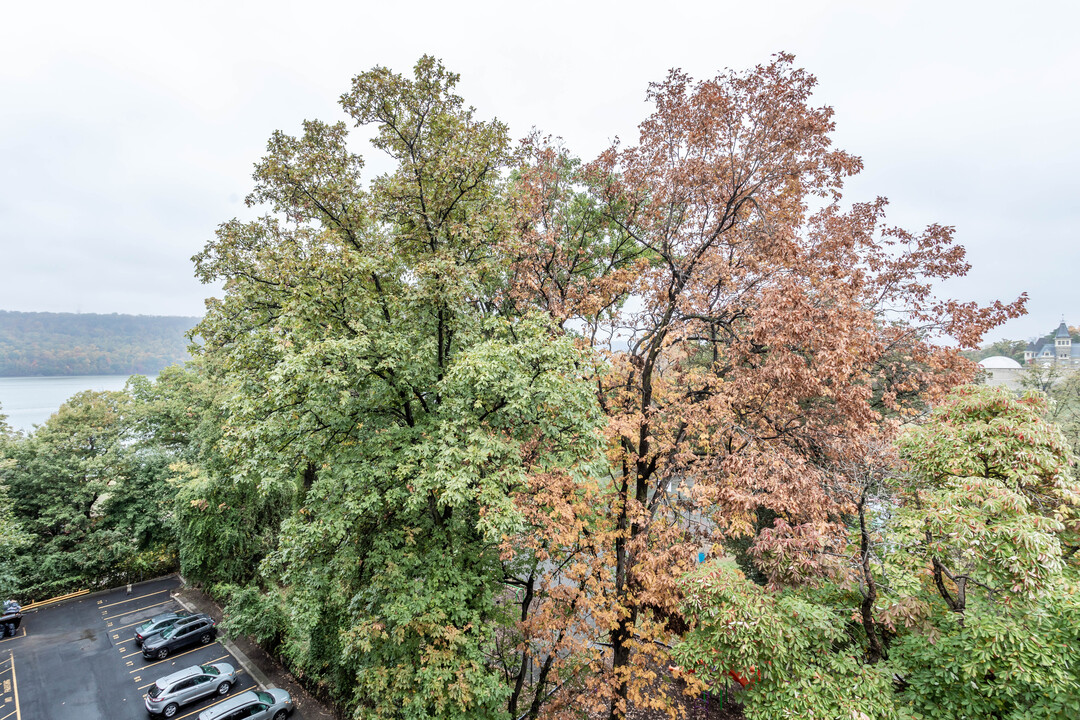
top-left (496, 54), bottom-right (1023, 719)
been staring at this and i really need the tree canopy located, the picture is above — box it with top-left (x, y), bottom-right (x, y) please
top-left (0, 55), bottom-right (1041, 720)
top-left (184, 54), bottom-right (1025, 719)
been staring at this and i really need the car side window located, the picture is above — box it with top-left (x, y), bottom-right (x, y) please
top-left (249, 705), bottom-right (268, 717)
top-left (193, 674), bottom-right (210, 684)
top-left (173, 679), bottom-right (194, 691)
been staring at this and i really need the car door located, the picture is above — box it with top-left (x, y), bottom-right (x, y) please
top-left (160, 618), bottom-right (193, 648)
top-left (172, 677), bottom-right (198, 705)
top-left (245, 702), bottom-right (271, 719)
top-left (171, 623), bottom-right (198, 652)
top-left (189, 620), bottom-right (212, 648)
top-left (189, 672), bottom-right (214, 701)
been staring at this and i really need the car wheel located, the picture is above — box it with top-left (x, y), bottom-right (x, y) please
top-left (217, 680), bottom-right (231, 695)
top-left (163, 703), bottom-right (179, 718)
top-left (156, 647), bottom-right (169, 659)
top-left (199, 632), bottom-right (212, 644)
top-left (273, 711), bottom-right (288, 720)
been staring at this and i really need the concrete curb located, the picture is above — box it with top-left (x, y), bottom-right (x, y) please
top-left (171, 590), bottom-right (274, 691)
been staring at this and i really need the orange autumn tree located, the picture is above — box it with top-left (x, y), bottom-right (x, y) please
top-left (505, 54), bottom-right (1023, 718)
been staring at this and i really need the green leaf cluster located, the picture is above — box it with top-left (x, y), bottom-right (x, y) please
top-left (180, 56), bottom-right (606, 719)
top-left (0, 386), bottom-right (182, 598)
top-left (674, 385), bottom-right (1080, 720)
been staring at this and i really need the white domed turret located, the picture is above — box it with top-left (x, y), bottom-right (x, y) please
top-left (978, 356), bottom-right (1023, 390)
top-left (978, 356), bottom-right (1022, 369)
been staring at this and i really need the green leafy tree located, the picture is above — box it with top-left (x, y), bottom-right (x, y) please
top-left (1, 388), bottom-right (182, 598)
top-left (673, 385), bottom-right (1080, 720)
top-left (0, 405), bottom-right (30, 594)
top-left (190, 57), bottom-right (605, 719)
top-left (897, 384), bottom-right (1080, 577)
top-left (673, 564), bottom-right (900, 720)
top-left (1018, 362), bottom-right (1080, 459)
top-left (963, 338), bottom-right (1027, 364)
top-left (3, 391), bottom-right (135, 596)
top-left (172, 463), bottom-right (289, 587)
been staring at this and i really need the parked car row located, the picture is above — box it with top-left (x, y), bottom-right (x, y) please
top-left (136, 611), bottom-right (294, 719)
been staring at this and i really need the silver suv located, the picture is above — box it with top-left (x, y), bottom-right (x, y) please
top-left (144, 662), bottom-right (236, 717)
top-left (197, 688), bottom-right (293, 720)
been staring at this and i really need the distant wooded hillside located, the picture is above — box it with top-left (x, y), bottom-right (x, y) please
top-left (0, 311), bottom-right (200, 376)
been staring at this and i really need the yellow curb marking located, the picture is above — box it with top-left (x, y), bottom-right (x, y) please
top-left (0, 630), bottom-right (26, 646)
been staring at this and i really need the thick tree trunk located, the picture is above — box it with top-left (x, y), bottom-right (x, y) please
top-left (609, 467), bottom-right (632, 720)
top-left (527, 655), bottom-right (555, 720)
top-left (507, 575), bottom-right (535, 717)
top-left (857, 499), bottom-right (886, 664)
top-left (609, 620), bottom-right (632, 720)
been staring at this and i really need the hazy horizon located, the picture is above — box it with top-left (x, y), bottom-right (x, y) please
top-left (3, 1), bottom-right (1076, 345)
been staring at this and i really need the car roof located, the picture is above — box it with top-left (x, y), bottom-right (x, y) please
top-left (200, 690), bottom-right (260, 718)
top-left (148, 611), bottom-right (184, 623)
top-left (156, 662), bottom-right (230, 688)
top-left (155, 665), bottom-right (205, 686)
top-left (174, 613), bottom-right (212, 625)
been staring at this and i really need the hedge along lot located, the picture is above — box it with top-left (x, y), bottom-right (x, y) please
top-left (6, 576), bottom-right (273, 720)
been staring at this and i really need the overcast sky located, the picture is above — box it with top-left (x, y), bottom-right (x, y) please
top-left (2, 0), bottom-right (1076, 343)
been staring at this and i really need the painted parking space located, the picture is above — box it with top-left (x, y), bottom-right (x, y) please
top-left (101, 585), bottom-right (260, 718)
top-left (6, 576), bottom-right (276, 720)
top-left (0, 651), bottom-right (23, 720)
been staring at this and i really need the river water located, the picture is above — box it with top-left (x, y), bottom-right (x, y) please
top-left (0, 375), bottom-right (148, 434)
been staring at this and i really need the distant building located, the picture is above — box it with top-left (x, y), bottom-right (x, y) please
top-left (978, 355), bottom-right (1023, 390)
top-left (1024, 321), bottom-right (1080, 367)
top-left (977, 320), bottom-right (1080, 390)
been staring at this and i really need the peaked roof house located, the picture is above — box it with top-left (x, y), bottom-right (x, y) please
top-left (1024, 321), bottom-right (1080, 366)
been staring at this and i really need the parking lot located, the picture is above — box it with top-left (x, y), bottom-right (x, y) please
top-left (1, 575), bottom-right (297, 720)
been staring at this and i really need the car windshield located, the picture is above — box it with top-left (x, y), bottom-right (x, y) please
top-left (256, 691), bottom-right (274, 705)
top-left (136, 621), bottom-right (151, 633)
top-left (160, 624), bottom-right (178, 639)
top-left (200, 664), bottom-right (219, 676)
top-left (148, 683), bottom-right (165, 699)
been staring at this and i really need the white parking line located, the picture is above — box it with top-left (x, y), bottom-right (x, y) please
top-left (131, 642), bottom-right (222, 673)
top-left (98, 589), bottom-right (171, 610)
